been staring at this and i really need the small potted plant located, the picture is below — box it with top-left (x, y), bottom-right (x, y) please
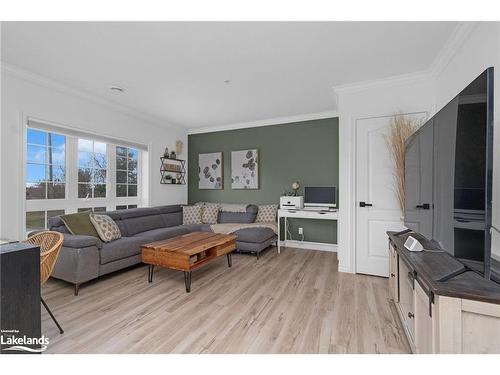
top-left (165, 175), bottom-right (172, 184)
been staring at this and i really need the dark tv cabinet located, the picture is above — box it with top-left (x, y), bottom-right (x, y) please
top-left (0, 242), bottom-right (42, 354)
top-left (387, 231), bottom-right (500, 354)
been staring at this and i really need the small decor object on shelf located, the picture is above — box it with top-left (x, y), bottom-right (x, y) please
top-left (171, 178), bottom-right (177, 184)
top-left (163, 147), bottom-right (169, 158)
top-left (231, 149), bottom-right (258, 189)
top-left (199, 152), bottom-right (223, 189)
top-left (170, 151), bottom-right (177, 159)
top-left (291, 181), bottom-right (300, 196)
top-left (176, 140), bottom-right (183, 156)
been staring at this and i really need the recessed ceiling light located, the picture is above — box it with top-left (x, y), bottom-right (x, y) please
top-left (109, 86), bottom-right (126, 94)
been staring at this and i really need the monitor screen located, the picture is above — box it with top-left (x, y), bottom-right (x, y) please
top-left (304, 186), bottom-right (336, 207)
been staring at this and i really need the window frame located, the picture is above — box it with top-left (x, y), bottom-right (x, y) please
top-left (24, 122), bottom-right (145, 234)
top-left (26, 128), bottom-right (67, 201)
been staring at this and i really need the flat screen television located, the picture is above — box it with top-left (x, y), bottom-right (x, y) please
top-left (304, 186), bottom-right (337, 208)
top-left (404, 67), bottom-right (497, 282)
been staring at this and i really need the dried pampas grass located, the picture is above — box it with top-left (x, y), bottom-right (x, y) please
top-left (384, 114), bottom-right (421, 214)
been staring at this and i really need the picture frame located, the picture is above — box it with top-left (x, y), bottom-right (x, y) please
top-left (198, 152), bottom-right (223, 189)
top-left (231, 149), bottom-right (259, 189)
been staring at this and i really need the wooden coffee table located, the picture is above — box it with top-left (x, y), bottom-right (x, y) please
top-left (141, 232), bottom-right (237, 292)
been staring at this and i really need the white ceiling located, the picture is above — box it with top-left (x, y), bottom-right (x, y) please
top-left (2, 22), bottom-right (460, 130)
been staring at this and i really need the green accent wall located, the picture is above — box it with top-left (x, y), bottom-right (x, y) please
top-left (188, 117), bottom-right (339, 243)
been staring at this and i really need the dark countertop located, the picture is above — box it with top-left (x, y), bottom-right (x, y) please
top-left (0, 242), bottom-right (36, 255)
top-left (388, 231), bottom-right (500, 305)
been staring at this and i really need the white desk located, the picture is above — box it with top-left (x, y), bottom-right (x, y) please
top-left (277, 208), bottom-right (339, 253)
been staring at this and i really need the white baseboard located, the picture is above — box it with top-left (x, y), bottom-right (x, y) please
top-left (279, 240), bottom-right (337, 253)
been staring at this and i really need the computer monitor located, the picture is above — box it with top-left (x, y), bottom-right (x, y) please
top-left (304, 186), bottom-right (337, 208)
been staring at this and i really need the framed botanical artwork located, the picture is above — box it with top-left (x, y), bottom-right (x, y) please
top-left (231, 149), bottom-right (259, 189)
top-left (198, 152), bottom-right (223, 189)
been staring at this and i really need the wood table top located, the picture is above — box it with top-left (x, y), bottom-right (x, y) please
top-left (141, 231), bottom-right (237, 256)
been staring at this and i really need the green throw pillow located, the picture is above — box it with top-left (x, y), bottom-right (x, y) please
top-left (60, 212), bottom-right (99, 238)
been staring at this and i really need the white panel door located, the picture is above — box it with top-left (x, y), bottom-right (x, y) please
top-left (355, 113), bottom-right (427, 276)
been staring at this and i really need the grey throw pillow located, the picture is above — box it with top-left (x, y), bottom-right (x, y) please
top-left (89, 213), bottom-right (122, 242)
top-left (255, 204), bottom-right (278, 223)
top-left (183, 205), bottom-right (203, 225)
top-left (202, 204), bottom-right (219, 224)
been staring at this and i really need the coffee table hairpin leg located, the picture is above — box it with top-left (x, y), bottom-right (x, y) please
top-left (227, 253), bottom-right (232, 267)
top-left (148, 265), bottom-right (154, 283)
top-left (183, 271), bottom-right (192, 293)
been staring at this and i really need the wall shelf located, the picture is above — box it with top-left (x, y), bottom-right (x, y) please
top-left (160, 157), bottom-right (186, 185)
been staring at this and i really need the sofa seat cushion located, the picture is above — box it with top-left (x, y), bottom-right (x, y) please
top-left (232, 227), bottom-right (276, 243)
top-left (182, 223), bottom-right (212, 232)
top-left (135, 226), bottom-right (190, 242)
top-left (100, 236), bottom-right (146, 265)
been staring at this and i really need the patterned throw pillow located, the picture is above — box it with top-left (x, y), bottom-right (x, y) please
top-left (255, 204), bottom-right (278, 223)
top-left (89, 213), bottom-right (122, 242)
top-left (202, 204), bottom-right (219, 224)
top-left (183, 205), bottom-right (203, 225)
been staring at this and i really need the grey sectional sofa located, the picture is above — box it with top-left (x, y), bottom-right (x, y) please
top-left (48, 204), bottom-right (277, 295)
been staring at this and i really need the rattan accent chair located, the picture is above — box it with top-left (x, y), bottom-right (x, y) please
top-left (24, 231), bottom-right (64, 334)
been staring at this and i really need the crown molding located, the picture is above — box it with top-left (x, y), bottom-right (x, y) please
top-left (428, 22), bottom-right (479, 79)
top-left (1, 62), bottom-right (186, 133)
top-left (332, 69), bottom-right (431, 97)
top-left (332, 22), bottom-right (479, 98)
top-left (187, 109), bottom-right (339, 135)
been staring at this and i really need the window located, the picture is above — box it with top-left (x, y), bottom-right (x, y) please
top-left (26, 128), bottom-right (66, 200)
top-left (116, 146), bottom-right (138, 197)
top-left (24, 121), bottom-right (144, 235)
top-left (78, 139), bottom-right (107, 198)
top-left (26, 209), bottom-right (65, 232)
top-left (77, 207), bottom-right (107, 213)
top-left (116, 204), bottom-right (137, 210)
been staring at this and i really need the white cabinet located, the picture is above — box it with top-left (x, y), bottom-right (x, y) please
top-left (396, 259), bottom-right (415, 350)
top-left (388, 244), bottom-right (399, 302)
top-left (389, 239), bottom-right (500, 354)
top-left (414, 281), bottom-right (433, 353)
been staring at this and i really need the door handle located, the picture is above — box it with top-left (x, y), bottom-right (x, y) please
top-left (416, 203), bottom-right (430, 210)
top-left (359, 202), bottom-right (373, 207)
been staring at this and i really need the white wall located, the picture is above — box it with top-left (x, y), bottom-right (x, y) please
top-left (1, 66), bottom-right (188, 240)
top-left (335, 74), bottom-right (436, 273)
top-left (433, 22), bottom-right (500, 262)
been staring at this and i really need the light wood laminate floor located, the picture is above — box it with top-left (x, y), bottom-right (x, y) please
top-left (41, 247), bottom-right (410, 354)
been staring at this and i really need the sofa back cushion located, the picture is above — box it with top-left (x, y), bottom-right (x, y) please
top-left (157, 205), bottom-right (183, 227)
top-left (120, 208), bottom-right (165, 236)
top-left (48, 216), bottom-right (71, 234)
top-left (218, 204), bottom-right (258, 223)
